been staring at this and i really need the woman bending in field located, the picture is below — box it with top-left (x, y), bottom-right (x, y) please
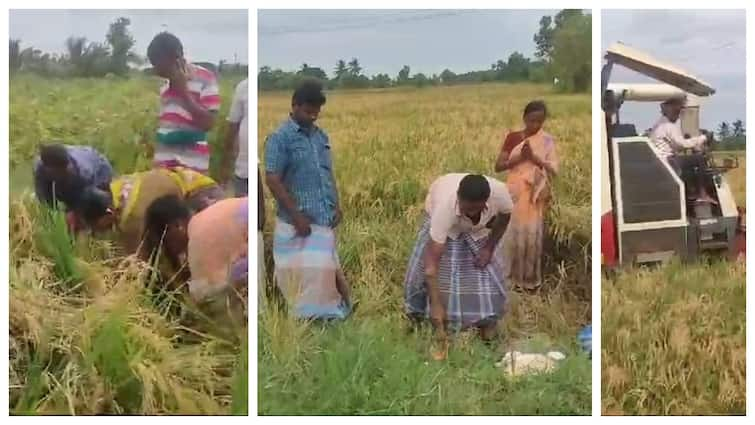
top-left (495, 100), bottom-right (559, 290)
top-left (75, 167), bottom-right (224, 257)
top-left (143, 195), bottom-right (193, 288)
top-left (144, 195), bottom-right (248, 314)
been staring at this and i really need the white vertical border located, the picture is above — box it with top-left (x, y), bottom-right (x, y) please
top-left (746, 5), bottom-right (753, 418)
top-left (590, 7), bottom-right (601, 416)
top-left (249, 7), bottom-right (259, 417)
top-left (1, 3), bottom-right (10, 418)
top-left (0, 6), bottom-right (10, 409)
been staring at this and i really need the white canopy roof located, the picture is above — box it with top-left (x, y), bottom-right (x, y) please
top-left (605, 43), bottom-right (715, 97)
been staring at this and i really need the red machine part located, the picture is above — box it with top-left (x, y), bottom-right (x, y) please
top-left (601, 211), bottom-right (617, 267)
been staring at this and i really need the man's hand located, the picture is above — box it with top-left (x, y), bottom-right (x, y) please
top-left (427, 273), bottom-right (446, 328)
top-left (425, 249), bottom-right (448, 360)
top-left (169, 61), bottom-right (189, 93)
top-left (701, 129), bottom-right (715, 147)
top-left (430, 327), bottom-right (449, 361)
top-left (428, 282), bottom-right (449, 361)
top-left (475, 246), bottom-right (493, 268)
top-left (699, 129), bottom-right (709, 140)
top-left (292, 212), bottom-right (312, 237)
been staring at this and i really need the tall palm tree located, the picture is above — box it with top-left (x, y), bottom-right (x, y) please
top-left (732, 120), bottom-right (745, 137)
top-left (347, 58), bottom-right (362, 77)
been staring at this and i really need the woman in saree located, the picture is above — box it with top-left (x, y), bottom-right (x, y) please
top-left (185, 196), bottom-right (248, 306)
top-left (140, 195), bottom-right (248, 318)
top-left (143, 195), bottom-right (192, 289)
top-left (75, 167), bottom-right (225, 256)
top-left (495, 101), bottom-right (559, 290)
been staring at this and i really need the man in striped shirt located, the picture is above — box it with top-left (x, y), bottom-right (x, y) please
top-left (147, 32), bottom-right (220, 175)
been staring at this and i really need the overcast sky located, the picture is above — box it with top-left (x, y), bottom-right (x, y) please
top-left (258, 9), bottom-right (562, 76)
top-left (602, 9), bottom-right (745, 129)
top-left (9, 9), bottom-right (248, 65)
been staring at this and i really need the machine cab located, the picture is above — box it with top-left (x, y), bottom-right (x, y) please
top-left (601, 43), bottom-right (739, 267)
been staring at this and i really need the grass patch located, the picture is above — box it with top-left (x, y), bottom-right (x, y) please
top-left (602, 260), bottom-right (745, 415)
top-left (258, 83), bottom-right (592, 414)
top-left (259, 313), bottom-right (591, 415)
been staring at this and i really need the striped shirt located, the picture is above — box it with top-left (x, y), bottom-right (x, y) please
top-left (154, 63), bottom-right (220, 174)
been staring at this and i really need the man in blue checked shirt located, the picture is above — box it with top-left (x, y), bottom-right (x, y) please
top-left (33, 143), bottom-right (113, 233)
top-left (264, 79), bottom-right (351, 320)
top-left (264, 79), bottom-right (342, 234)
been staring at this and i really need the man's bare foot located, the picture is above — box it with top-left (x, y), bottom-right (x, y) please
top-left (430, 333), bottom-right (449, 361)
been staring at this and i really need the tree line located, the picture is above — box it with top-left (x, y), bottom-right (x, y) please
top-left (259, 9), bottom-right (591, 93)
top-left (9, 17), bottom-right (247, 79)
top-left (10, 18), bottom-right (141, 78)
top-left (713, 120), bottom-right (746, 151)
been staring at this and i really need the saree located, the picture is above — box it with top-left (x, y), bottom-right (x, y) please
top-left (404, 214), bottom-right (507, 330)
top-left (502, 130), bottom-right (559, 290)
top-left (273, 221), bottom-right (351, 320)
top-left (167, 167), bottom-right (225, 212)
top-left (111, 170), bottom-right (184, 254)
top-left (112, 168), bottom-right (224, 259)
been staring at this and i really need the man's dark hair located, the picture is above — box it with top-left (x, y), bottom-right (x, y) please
top-left (76, 187), bottom-right (113, 224)
top-left (458, 174), bottom-right (491, 202)
top-left (145, 195), bottom-right (190, 247)
top-left (147, 32), bottom-right (183, 66)
top-left (523, 100), bottom-right (547, 117)
top-left (292, 79), bottom-right (327, 107)
top-left (39, 144), bottom-right (70, 168)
